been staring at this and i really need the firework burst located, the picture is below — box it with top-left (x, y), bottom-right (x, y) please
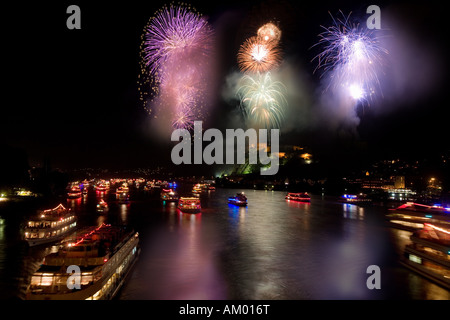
top-left (257, 22), bottom-right (281, 44)
top-left (237, 36), bottom-right (282, 74)
top-left (139, 4), bottom-right (214, 130)
top-left (312, 11), bottom-right (388, 101)
top-left (237, 72), bottom-right (287, 130)
top-left (142, 5), bottom-right (213, 81)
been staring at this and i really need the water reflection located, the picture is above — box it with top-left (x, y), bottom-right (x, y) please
top-left (227, 204), bottom-right (247, 227)
top-left (67, 197), bottom-right (81, 210)
top-left (342, 203), bottom-right (365, 220)
top-left (120, 203), bottom-right (129, 224)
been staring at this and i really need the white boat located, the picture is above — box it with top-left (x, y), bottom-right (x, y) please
top-left (386, 202), bottom-right (450, 231)
top-left (24, 204), bottom-right (77, 246)
top-left (400, 223), bottom-right (450, 290)
top-left (25, 223), bottom-right (140, 300)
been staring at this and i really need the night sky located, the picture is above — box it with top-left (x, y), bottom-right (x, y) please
top-left (3, 0), bottom-right (449, 172)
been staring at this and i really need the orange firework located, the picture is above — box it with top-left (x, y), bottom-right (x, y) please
top-left (257, 22), bottom-right (281, 44)
top-left (237, 36), bottom-right (281, 73)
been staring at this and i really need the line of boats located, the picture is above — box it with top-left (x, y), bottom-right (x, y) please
top-left (20, 184), bottom-right (450, 298)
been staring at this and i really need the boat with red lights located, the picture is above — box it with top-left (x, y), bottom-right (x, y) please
top-left (160, 189), bottom-right (179, 202)
top-left (67, 185), bottom-right (82, 199)
top-left (400, 223), bottom-right (450, 290)
top-left (285, 193), bottom-right (311, 202)
top-left (228, 193), bottom-right (248, 206)
top-left (96, 199), bottom-right (109, 214)
top-left (24, 204), bottom-right (77, 246)
top-left (386, 202), bottom-right (450, 231)
top-left (177, 197), bottom-right (201, 213)
top-left (25, 223), bottom-right (140, 300)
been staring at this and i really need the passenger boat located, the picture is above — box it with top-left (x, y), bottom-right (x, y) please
top-left (25, 223), bottom-right (140, 300)
top-left (400, 223), bottom-right (450, 290)
top-left (228, 193), bottom-right (248, 206)
top-left (96, 199), bottom-right (109, 214)
top-left (67, 185), bottom-right (82, 199)
top-left (285, 192), bottom-right (311, 202)
top-left (385, 202), bottom-right (450, 231)
top-left (177, 197), bottom-right (201, 214)
top-left (24, 204), bottom-right (77, 246)
top-left (160, 189), bottom-right (179, 202)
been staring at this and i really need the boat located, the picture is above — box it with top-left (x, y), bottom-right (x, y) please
top-left (115, 183), bottom-right (130, 203)
top-left (340, 193), bottom-right (372, 205)
top-left (400, 223), bottom-right (450, 290)
top-left (192, 184), bottom-right (202, 194)
top-left (67, 185), bottom-right (82, 199)
top-left (285, 192), bottom-right (311, 202)
top-left (386, 202), bottom-right (450, 231)
top-left (160, 189), bottom-right (179, 202)
top-left (95, 184), bottom-right (107, 192)
top-left (96, 199), bottom-right (109, 214)
top-left (24, 204), bottom-right (77, 246)
top-left (177, 197), bottom-right (201, 214)
top-left (25, 223), bottom-right (140, 300)
top-left (228, 193), bottom-right (248, 206)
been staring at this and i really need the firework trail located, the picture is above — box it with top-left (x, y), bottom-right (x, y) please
top-left (237, 72), bottom-right (287, 130)
top-left (139, 4), bottom-right (214, 131)
top-left (312, 11), bottom-right (388, 102)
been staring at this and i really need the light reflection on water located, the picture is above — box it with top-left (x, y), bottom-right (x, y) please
top-left (0, 188), bottom-right (449, 300)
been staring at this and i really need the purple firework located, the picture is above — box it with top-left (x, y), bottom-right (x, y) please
top-left (312, 11), bottom-right (388, 102)
top-left (143, 5), bottom-right (213, 82)
top-left (140, 4), bottom-right (214, 130)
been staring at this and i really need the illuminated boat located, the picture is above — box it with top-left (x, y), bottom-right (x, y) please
top-left (116, 183), bottom-right (129, 194)
top-left (285, 192), bottom-right (311, 202)
top-left (24, 204), bottom-right (77, 246)
top-left (67, 186), bottom-right (82, 199)
top-left (192, 184), bottom-right (202, 194)
top-left (96, 199), bottom-right (109, 214)
top-left (25, 223), bottom-right (140, 300)
top-left (160, 189), bottom-right (179, 202)
top-left (177, 197), bottom-right (201, 214)
top-left (400, 223), bottom-right (450, 290)
top-left (228, 193), bottom-right (248, 206)
top-left (340, 193), bottom-right (372, 205)
top-left (386, 202), bottom-right (450, 231)
top-left (96, 184), bottom-right (107, 192)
